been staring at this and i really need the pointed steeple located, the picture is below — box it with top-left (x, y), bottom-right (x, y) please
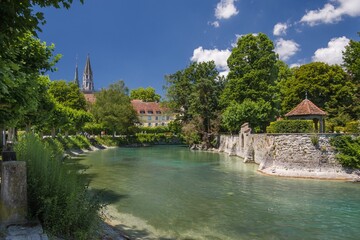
top-left (73, 60), bottom-right (79, 87)
top-left (82, 54), bottom-right (94, 92)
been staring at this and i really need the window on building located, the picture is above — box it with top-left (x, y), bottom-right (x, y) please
top-left (148, 116), bottom-right (152, 120)
top-left (148, 110), bottom-right (153, 114)
top-left (162, 116), bottom-right (166, 120)
top-left (148, 123), bottom-right (151, 127)
top-left (156, 111), bottom-right (161, 114)
top-left (140, 110), bottom-right (145, 114)
top-left (166, 116), bottom-right (170, 120)
top-left (161, 123), bottom-right (165, 126)
top-left (155, 123), bottom-right (158, 126)
top-left (155, 116), bottom-right (158, 120)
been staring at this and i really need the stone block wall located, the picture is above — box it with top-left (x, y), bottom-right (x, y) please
top-left (217, 126), bottom-right (359, 179)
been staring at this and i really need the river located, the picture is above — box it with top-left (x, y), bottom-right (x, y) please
top-left (81, 146), bottom-right (360, 240)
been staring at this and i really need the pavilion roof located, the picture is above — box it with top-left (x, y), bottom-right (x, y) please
top-left (285, 99), bottom-right (326, 117)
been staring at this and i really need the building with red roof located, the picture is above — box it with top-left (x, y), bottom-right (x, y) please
top-left (131, 100), bottom-right (175, 127)
top-left (285, 98), bottom-right (327, 133)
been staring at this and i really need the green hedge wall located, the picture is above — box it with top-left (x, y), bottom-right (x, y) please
top-left (266, 120), bottom-right (314, 133)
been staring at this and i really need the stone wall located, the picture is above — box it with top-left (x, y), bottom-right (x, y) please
top-left (217, 125), bottom-right (359, 180)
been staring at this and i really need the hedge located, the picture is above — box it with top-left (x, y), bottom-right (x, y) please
top-left (266, 120), bottom-right (314, 133)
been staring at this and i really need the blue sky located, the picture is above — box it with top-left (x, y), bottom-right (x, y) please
top-left (37, 0), bottom-right (360, 97)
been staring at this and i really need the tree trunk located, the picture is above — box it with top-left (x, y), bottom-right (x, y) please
top-left (51, 127), bottom-right (56, 138)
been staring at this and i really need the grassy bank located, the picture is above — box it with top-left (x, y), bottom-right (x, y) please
top-left (15, 133), bottom-right (105, 239)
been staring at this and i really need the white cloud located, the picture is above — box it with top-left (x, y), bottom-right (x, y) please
top-left (289, 63), bottom-right (301, 68)
top-left (215, 0), bottom-right (239, 20)
top-left (274, 38), bottom-right (300, 61)
top-left (273, 22), bottom-right (288, 36)
top-left (300, 0), bottom-right (360, 26)
top-left (191, 46), bottom-right (231, 75)
top-left (211, 21), bottom-right (220, 28)
top-left (312, 36), bottom-right (350, 65)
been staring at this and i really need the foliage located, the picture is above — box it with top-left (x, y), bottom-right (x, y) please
top-left (15, 133), bottom-right (103, 239)
top-left (330, 135), bottom-right (360, 169)
top-left (44, 135), bottom-right (91, 150)
top-left (0, 33), bottom-right (59, 127)
top-left (83, 122), bottom-right (104, 135)
top-left (48, 80), bottom-right (87, 110)
top-left (0, 0), bottom-right (83, 49)
top-left (280, 62), bottom-right (359, 120)
top-left (91, 81), bottom-right (138, 135)
top-left (345, 121), bottom-right (360, 133)
top-left (343, 33), bottom-right (360, 85)
top-left (222, 99), bottom-right (272, 133)
top-left (130, 87), bottom-right (161, 102)
top-left (137, 126), bottom-right (169, 134)
top-left (266, 120), bottom-right (314, 133)
top-left (310, 134), bottom-right (319, 147)
top-left (220, 33), bottom-right (278, 132)
top-left (165, 61), bottom-right (223, 146)
top-left (221, 33), bottom-right (278, 106)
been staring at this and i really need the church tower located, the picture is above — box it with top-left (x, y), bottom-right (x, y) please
top-left (82, 55), bottom-right (94, 93)
top-left (73, 62), bottom-right (80, 88)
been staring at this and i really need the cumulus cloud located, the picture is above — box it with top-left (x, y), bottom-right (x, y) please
top-left (312, 36), bottom-right (350, 65)
top-left (211, 21), bottom-right (220, 28)
top-left (274, 38), bottom-right (300, 61)
top-left (191, 47), bottom-right (231, 75)
top-left (273, 22), bottom-right (288, 36)
top-left (215, 0), bottom-right (239, 20)
top-left (300, 0), bottom-right (360, 26)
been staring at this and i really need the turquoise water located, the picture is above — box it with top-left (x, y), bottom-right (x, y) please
top-left (81, 146), bottom-right (360, 240)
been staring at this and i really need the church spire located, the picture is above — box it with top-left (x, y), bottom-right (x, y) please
top-left (82, 54), bottom-right (94, 92)
top-left (73, 56), bottom-right (79, 87)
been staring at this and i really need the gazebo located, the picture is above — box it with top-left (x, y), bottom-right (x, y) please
top-left (285, 99), bottom-right (327, 133)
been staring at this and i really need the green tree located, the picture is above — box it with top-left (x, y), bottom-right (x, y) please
top-left (280, 62), bottom-right (359, 122)
top-left (222, 99), bottom-right (272, 133)
top-left (343, 33), bottom-right (360, 84)
top-left (130, 87), bottom-right (161, 102)
top-left (48, 80), bottom-right (87, 110)
top-left (91, 80), bottom-right (138, 136)
top-left (165, 61), bottom-right (223, 146)
top-left (221, 33), bottom-right (278, 106)
top-left (220, 33), bottom-right (278, 132)
top-left (0, 33), bottom-right (59, 128)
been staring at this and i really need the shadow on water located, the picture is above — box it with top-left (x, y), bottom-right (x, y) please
top-left (90, 188), bottom-right (128, 205)
top-left (112, 223), bottom-right (190, 240)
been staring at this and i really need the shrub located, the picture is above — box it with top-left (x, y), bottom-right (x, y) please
top-left (15, 134), bottom-right (104, 239)
top-left (330, 135), bottom-right (360, 169)
top-left (345, 121), bottom-right (360, 133)
top-left (266, 120), bottom-right (314, 133)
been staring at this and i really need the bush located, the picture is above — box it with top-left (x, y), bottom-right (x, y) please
top-left (330, 135), bottom-right (360, 169)
top-left (266, 120), bottom-right (314, 133)
top-left (345, 121), bottom-right (360, 133)
top-left (44, 135), bottom-right (91, 151)
top-left (15, 134), bottom-right (104, 239)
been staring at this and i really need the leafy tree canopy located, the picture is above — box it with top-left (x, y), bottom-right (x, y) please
top-left (165, 61), bottom-right (223, 146)
top-left (130, 87), bottom-right (161, 102)
top-left (221, 33), bottom-right (278, 106)
top-left (48, 80), bottom-right (87, 110)
top-left (91, 80), bottom-right (138, 135)
top-left (222, 99), bottom-right (272, 133)
top-left (343, 33), bottom-right (360, 84)
top-left (280, 62), bottom-right (359, 120)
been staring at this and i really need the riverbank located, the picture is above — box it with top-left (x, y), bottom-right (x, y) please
top-left (217, 129), bottom-right (360, 181)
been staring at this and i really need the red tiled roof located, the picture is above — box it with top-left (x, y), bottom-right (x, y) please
top-left (131, 99), bottom-right (168, 113)
top-left (285, 99), bottom-right (326, 117)
top-left (83, 93), bottom-right (96, 104)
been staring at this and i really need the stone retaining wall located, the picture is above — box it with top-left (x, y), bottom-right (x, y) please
top-left (217, 124), bottom-right (359, 180)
